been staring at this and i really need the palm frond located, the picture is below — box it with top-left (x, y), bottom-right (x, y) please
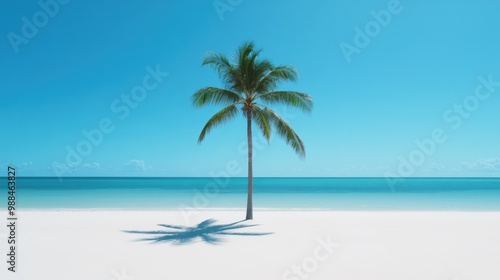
top-left (202, 52), bottom-right (233, 75)
top-left (237, 42), bottom-right (260, 95)
top-left (257, 91), bottom-right (313, 113)
top-left (198, 104), bottom-right (239, 143)
top-left (251, 106), bottom-right (272, 142)
top-left (203, 52), bottom-right (242, 91)
top-left (192, 87), bottom-right (242, 107)
top-left (237, 42), bottom-right (256, 68)
top-left (254, 65), bottom-right (298, 93)
top-left (262, 106), bottom-right (306, 158)
top-left (247, 59), bottom-right (274, 93)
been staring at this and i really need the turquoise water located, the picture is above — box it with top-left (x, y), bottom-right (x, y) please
top-left (0, 177), bottom-right (499, 210)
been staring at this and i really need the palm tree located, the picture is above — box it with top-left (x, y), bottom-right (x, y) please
top-left (192, 42), bottom-right (313, 220)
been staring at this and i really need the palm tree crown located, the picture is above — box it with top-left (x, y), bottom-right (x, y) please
top-left (193, 42), bottom-right (313, 219)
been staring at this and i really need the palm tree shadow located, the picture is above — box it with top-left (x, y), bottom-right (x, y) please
top-left (123, 219), bottom-right (273, 245)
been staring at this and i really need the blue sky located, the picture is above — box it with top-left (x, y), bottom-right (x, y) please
top-left (1, 0), bottom-right (499, 177)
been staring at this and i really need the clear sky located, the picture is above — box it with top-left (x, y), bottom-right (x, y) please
top-left (1, 0), bottom-right (499, 177)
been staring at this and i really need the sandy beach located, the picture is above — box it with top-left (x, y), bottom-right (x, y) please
top-left (1, 210), bottom-right (499, 280)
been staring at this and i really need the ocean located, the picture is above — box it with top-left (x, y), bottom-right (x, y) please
top-left (1, 177), bottom-right (499, 210)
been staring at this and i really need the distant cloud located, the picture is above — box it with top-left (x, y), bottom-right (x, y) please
top-left (1, 162), bottom-right (37, 170)
top-left (428, 162), bottom-right (446, 172)
top-left (82, 162), bottom-right (101, 169)
top-left (460, 157), bottom-right (500, 171)
top-left (124, 159), bottom-right (148, 171)
top-left (323, 165), bottom-right (394, 176)
top-left (20, 161), bottom-right (37, 170)
top-left (341, 165), bottom-right (356, 173)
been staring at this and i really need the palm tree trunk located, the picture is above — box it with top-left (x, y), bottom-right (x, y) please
top-left (245, 111), bottom-right (253, 220)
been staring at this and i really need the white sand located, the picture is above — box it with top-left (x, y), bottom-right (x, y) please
top-left (1, 210), bottom-right (500, 280)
